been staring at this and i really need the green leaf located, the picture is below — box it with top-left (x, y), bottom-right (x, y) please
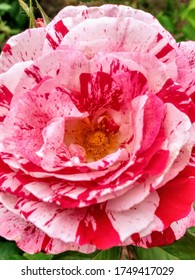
top-left (29, 0), bottom-right (36, 28)
top-left (0, 33), bottom-right (6, 43)
top-left (157, 14), bottom-right (175, 33)
top-left (18, 0), bottom-right (30, 17)
top-left (133, 246), bottom-right (179, 260)
top-left (24, 252), bottom-right (54, 260)
top-left (133, 231), bottom-right (195, 260)
top-left (0, 241), bottom-right (23, 260)
top-left (162, 232), bottom-right (195, 260)
top-left (52, 247), bottom-right (121, 260)
top-left (188, 226), bottom-right (195, 236)
top-left (0, 3), bottom-right (11, 16)
top-left (187, 10), bottom-right (195, 28)
top-left (182, 24), bottom-right (195, 40)
top-left (18, 0), bottom-right (36, 28)
top-left (188, 0), bottom-right (195, 10)
top-left (93, 247), bottom-right (122, 260)
top-left (0, 3), bottom-right (11, 12)
top-left (52, 251), bottom-right (99, 260)
top-left (8, 255), bottom-right (28, 260)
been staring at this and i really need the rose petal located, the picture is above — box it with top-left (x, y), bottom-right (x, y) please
top-left (0, 28), bottom-right (47, 73)
top-left (177, 41), bottom-right (195, 96)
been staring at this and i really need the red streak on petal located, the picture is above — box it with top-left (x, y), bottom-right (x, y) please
top-left (144, 149), bottom-right (169, 176)
top-left (76, 205), bottom-right (120, 249)
top-left (0, 85), bottom-right (13, 106)
top-left (2, 44), bottom-right (12, 55)
top-left (78, 190), bottom-right (97, 204)
top-left (24, 66), bottom-right (42, 83)
top-left (54, 20), bottom-right (69, 43)
top-left (146, 227), bottom-right (176, 247)
top-left (156, 165), bottom-right (195, 227)
top-left (97, 115), bottom-right (120, 134)
top-left (157, 79), bottom-right (195, 123)
top-left (20, 209), bottom-right (36, 219)
top-left (131, 233), bottom-right (140, 242)
top-left (156, 33), bottom-right (163, 43)
top-left (156, 43), bottom-right (174, 59)
top-left (46, 33), bottom-right (58, 50)
top-left (41, 235), bottom-right (52, 251)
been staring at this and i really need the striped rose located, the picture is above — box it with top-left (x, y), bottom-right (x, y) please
top-left (0, 5), bottom-right (195, 253)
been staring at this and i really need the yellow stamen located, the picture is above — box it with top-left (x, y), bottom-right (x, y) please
top-left (65, 117), bottom-right (119, 162)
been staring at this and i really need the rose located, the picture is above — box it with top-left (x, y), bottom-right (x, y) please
top-left (0, 4), bottom-right (195, 254)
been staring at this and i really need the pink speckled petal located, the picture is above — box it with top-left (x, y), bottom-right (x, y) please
top-left (50, 5), bottom-right (175, 45)
top-left (104, 192), bottom-right (160, 244)
top-left (0, 190), bottom-right (159, 250)
top-left (0, 28), bottom-right (47, 73)
top-left (0, 202), bottom-right (95, 254)
top-left (0, 61), bottom-right (33, 121)
top-left (176, 41), bottom-right (195, 96)
top-left (132, 208), bottom-right (195, 248)
top-left (61, 16), bottom-right (177, 78)
top-left (91, 51), bottom-right (170, 93)
top-left (0, 193), bottom-right (118, 250)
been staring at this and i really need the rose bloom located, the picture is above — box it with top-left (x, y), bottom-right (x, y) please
top-left (0, 5), bottom-right (195, 254)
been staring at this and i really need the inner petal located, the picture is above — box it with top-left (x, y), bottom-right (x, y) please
top-left (65, 115), bottom-right (120, 162)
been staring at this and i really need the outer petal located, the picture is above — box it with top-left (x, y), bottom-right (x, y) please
top-left (0, 203), bottom-right (95, 254)
top-left (0, 28), bottom-right (47, 73)
top-left (176, 41), bottom-right (195, 96)
top-left (0, 168), bottom-right (33, 200)
top-left (155, 165), bottom-right (195, 228)
top-left (0, 61), bottom-right (33, 121)
top-left (0, 203), bottom-right (48, 253)
top-left (106, 104), bottom-right (194, 212)
top-left (61, 16), bottom-right (177, 78)
top-left (0, 190), bottom-right (158, 250)
top-left (132, 209), bottom-right (195, 248)
top-left (50, 5), bottom-right (176, 45)
top-left (13, 50), bottom-right (90, 100)
top-left (157, 79), bottom-right (195, 123)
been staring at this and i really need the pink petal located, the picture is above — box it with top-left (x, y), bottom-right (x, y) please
top-left (0, 203), bottom-right (95, 254)
top-left (51, 5), bottom-right (175, 45)
top-left (0, 192), bottom-right (119, 250)
top-left (11, 49), bottom-right (88, 105)
top-left (0, 28), bottom-right (47, 73)
top-left (157, 79), bottom-right (195, 123)
top-left (91, 52), bottom-right (169, 93)
top-left (44, 20), bottom-right (69, 51)
top-left (79, 71), bottom-right (122, 118)
top-left (0, 192), bottom-right (86, 243)
top-left (132, 209), bottom-right (195, 248)
top-left (151, 103), bottom-right (194, 188)
top-left (0, 61), bottom-right (33, 121)
top-left (37, 117), bottom-right (68, 171)
top-left (140, 94), bottom-right (164, 153)
top-left (176, 41), bottom-right (195, 96)
top-left (0, 203), bottom-right (47, 253)
top-left (105, 192), bottom-right (159, 243)
top-left (61, 16), bottom-right (177, 77)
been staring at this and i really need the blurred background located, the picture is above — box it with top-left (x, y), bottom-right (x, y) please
top-left (0, 0), bottom-right (195, 50)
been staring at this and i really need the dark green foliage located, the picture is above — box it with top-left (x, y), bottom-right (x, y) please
top-left (0, 0), bottom-right (28, 49)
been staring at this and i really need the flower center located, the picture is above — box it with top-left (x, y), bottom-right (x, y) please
top-left (65, 115), bottom-right (120, 162)
top-left (84, 130), bottom-right (109, 161)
